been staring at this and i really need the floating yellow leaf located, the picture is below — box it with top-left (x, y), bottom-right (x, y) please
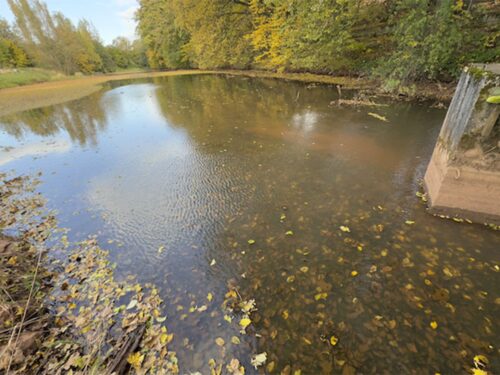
top-left (215, 337), bottom-right (225, 346)
top-left (239, 318), bottom-right (251, 328)
top-left (231, 336), bottom-right (240, 345)
top-left (247, 239), bottom-right (255, 245)
top-left (300, 266), bottom-right (309, 273)
top-left (224, 314), bottom-right (232, 323)
top-left (127, 352), bottom-right (144, 369)
top-left (430, 321), bottom-right (438, 329)
top-left (405, 220), bottom-right (415, 225)
top-left (226, 290), bottom-right (237, 299)
top-left (282, 310), bottom-right (289, 319)
top-left (280, 214), bottom-right (286, 221)
top-left (210, 259), bottom-right (216, 266)
top-left (286, 275), bottom-right (295, 283)
top-left (157, 245), bottom-right (165, 254)
top-left (314, 292), bottom-right (328, 301)
top-left (351, 270), bottom-right (358, 277)
top-left (339, 225), bottom-right (350, 233)
top-left (160, 332), bottom-right (173, 345)
top-left (285, 230), bottom-right (294, 236)
top-left (207, 292), bottom-right (213, 302)
top-left (330, 335), bottom-right (338, 346)
top-left (471, 369), bottom-right (488, 375)
top-left (473, 355), bottom-right (489, 368)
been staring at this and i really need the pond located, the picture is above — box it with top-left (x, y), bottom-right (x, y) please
top-left (0, 74), bottom-right (498, 374)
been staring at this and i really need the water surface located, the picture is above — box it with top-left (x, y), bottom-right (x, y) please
top-left (0, 74), bottom-right (498, 374)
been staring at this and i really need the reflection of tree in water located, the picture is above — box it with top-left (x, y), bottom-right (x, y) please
top-left (0, 88), bottom-right (113, 147)
top-left (151, 74), bottom-right (334, 138)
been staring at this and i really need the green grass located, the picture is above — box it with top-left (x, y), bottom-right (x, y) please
top-left (0, 68), bottom-right (66, 89)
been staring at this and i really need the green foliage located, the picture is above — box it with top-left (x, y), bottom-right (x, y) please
top-left (375, 0), bottom-right (469, 86)
top-left (5, 0), bottom-right (146, 75)
top-left (0, 18), bottom-right (30, 68)
top-left (135, 0), bottom-right (497, 89)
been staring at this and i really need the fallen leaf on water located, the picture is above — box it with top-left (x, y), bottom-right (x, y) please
top-left (239, 318), bottom-right (251, 328)
top-left (126, 299), bottom-right (138, 310)
top-left (351, 270), bottom-right (358, 277)
top-left (251, 352), bottom-right (267, 369)
top-left (231, 336), bottom-right (240, 345)
top-left (330, 335), bottom-right (338, 346)
top-left (197, 305), bottom-right (207, 312)
top-left (282, 310), bottom-right (289, 319)
top-left (368, 112), bottom-right (389, 122)
top-left (215, 337), bottom-right (225, 346)
top-left (210, 259), bottom-right (216, 266)
top-left (207, 292), bottom-right (213, 302)
top-left (471, 369), bottom-right (488, 375)
top-left (156, 316), bottom-right (166, 323)
top-left (285, 230), bottom-right (294, 236)
top-left (339, 225), bottom-right (350, 233)
top-left (127, 352), bottom-right (144, 369)
top-left (314, 292), bottom-right (328, 301)
top-left (224, 315), bottom-right (232, 323)
top-left (405, 220), bottom-right (415, 225)
top-left (430, 321), bottom-right (438, 329)
top-left (247, 239), bottom-right (255, 245)
top-left (157, 245), bottom-right (165, 254)
top-left (300, 266), bottom-right (309, 273)
top-left (227, 358), bottom-right (245, 375)
top-left (473, 355), bottom-right (489, 368)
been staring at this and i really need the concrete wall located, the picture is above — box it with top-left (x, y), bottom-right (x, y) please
top-left (424, 64), bottom-right (500, 224)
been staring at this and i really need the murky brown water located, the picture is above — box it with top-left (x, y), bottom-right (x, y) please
top-left (0, 74), bottom-right (498, 374)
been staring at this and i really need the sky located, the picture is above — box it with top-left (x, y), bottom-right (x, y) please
top-left (0, 0), bottom-right (139, 44)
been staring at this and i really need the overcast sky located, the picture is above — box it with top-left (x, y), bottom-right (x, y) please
top-left (0, 0), bottom-right (139, 44)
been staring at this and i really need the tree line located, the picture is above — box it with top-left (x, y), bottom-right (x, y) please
top-left (1, 0), bottom-right (497, 89)
top-left (136, 0), bottom-right (499, 90)
top-left (0, 0), bottom-right (147, 74)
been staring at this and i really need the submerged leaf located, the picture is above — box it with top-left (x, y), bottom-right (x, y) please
top-left (339, 225), bottom-right (351, 233)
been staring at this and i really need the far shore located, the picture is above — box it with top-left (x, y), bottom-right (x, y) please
top-left (0, 69), bottom-right (454, 117)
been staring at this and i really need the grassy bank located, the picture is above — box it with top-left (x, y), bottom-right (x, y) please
top-left (0, 68), bottom-right (67, 90)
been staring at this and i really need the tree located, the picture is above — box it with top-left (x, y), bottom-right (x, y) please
top-left (0, 17), bottom-right (29, 68)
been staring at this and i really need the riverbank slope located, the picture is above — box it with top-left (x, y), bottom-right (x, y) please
top-left (0, 69), bottom-right (455, 117)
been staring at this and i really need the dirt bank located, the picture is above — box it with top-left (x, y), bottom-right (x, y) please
top-left (0, 69), bottom-right (454, 117)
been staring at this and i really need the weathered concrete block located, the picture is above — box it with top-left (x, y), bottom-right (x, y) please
top-left (424, 64), bottom-right (500, 224)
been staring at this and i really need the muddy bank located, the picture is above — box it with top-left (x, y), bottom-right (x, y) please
top-left (0, 70), bottom-right (212, 117)
top-left (0, 69), bottom-right (454, 118)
